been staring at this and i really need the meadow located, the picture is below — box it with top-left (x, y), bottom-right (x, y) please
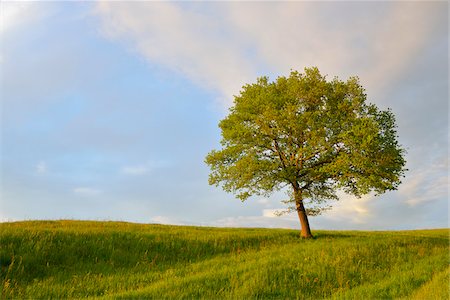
top-left (0, 220), bottom-right (448, 299)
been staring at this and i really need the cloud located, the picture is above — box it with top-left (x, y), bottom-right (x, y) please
top-left (0, 209), bottom-right (16, 223)
top-left (257, 198), bottom-right (270, 206)
top-left (320, 193), bottom-right (374, 225)
top-left (226, 2), bottom-right (446, 96)
top-left (400, 156), bottom-right (448, 206)
top-left (258, 193), bottom-right (375, 229)
top-left (262, 209), bottom-right (282, 218)
top-left (122, 165), bottom-right (149, 176)
top-left (73, 187), bottom-right (102, 197)
top-left (35, 161), bottom-right (47, 174)
top-left (94, 2), bottom-right (257, 103)
top-left (213, 213), bottom-right (298, 229)
top-left (0, 2), bottom-right (53, 69)
top-left (212, 208), bottom-right (299, 229)
top-left (150, 215), bottom-right (185, 226)
top-left (121, 160), bottom-right (172, 176)
top-left (95, 2), bottom-right (445, 104)
top-left (1, 2), bottom-right (37, 35)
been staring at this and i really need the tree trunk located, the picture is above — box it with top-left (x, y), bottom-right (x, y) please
top-left (294, 189), bottom-right (313, 238)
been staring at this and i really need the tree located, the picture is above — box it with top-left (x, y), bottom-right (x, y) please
top-left (205, 67), bottom-right (406, 238)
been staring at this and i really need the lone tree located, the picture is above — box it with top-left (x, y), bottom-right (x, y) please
top-left (206, 67), bottom-right (406, 238)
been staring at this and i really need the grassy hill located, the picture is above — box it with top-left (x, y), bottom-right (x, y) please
top-left (0, 220), bottom-right (448, 299)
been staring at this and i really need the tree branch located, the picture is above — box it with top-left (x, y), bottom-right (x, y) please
top-left (273, 139), bottom-right (288, 169)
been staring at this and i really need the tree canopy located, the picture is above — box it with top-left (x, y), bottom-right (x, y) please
top-left (205, 67), bottom-right (406, 238)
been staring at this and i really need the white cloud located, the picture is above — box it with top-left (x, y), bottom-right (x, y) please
top-left (0, 209), bottom-right (15, 223)
top-left (213, 214), bottom-right (298, 229)
top-left (122, 165), bottom-right (149, 176)
top-left (150, 215), bottom-right (184, 226)
top-left (0, 2), bottom-right (52, 37)
top-left (213, 208), bottom-right (299, 229)
top-left (0, 2), bottom-right (33, 35)
top-left (262, 209), bottom-right (280, 218)
top-left (0, 2), bottom-right (49, 70)
top-left (217, 192), bottom-right (377, 229)
top-left (257, 198), bottom-right (270, 206)
top-left (35, 161), bottom-right (47, 174)
top-left (401, 156), bottom-right (448, 206)
top-left (321, 193), bottom-right (373, 225)
top-left (226, 2), bottom-right (445, 98)
top-left (94, 2), bottom-right (445, 106)
top-left (94, 2), bottom-right (256, 104)
top-left (357, 2), bottom-right (446, 97)
top-left (73, 187), bottom-right (102, 197)
top-left (121, 160), bottom-right (171, 176)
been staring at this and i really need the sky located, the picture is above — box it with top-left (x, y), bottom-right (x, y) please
top-left (0, 1), bottom-right (448, 230)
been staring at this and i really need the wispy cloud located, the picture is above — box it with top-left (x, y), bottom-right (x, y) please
top-left (73, 187), bottom-right (102, 197)
top-left (122, 165), bottom-right (149, 176)
top-left (94, 2), bottom-right (256, 103)
top-left (94, 2), bottom-right (445, 105)
top-left (35, 161), bottom-right (47, 174)
top-left (120, 160), bottom-right (172, 176)
top-left (401, 157), bottom-right (448, 206)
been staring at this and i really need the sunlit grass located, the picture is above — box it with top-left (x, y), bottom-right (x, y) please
top-left (0, 220), bottom-right (448, 299)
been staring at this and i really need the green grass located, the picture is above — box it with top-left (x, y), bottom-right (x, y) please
top-left (0, 220), bottom-right (448, 299)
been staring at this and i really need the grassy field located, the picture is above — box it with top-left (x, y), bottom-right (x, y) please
top-left (0, 220), bottom-right (448, 299)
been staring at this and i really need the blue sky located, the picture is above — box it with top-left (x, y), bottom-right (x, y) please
top-left (1, 1), bottom-right (448, 230)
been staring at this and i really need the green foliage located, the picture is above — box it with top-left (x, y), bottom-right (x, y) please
top-left (1, 221), bottom-right (448, 299)
top-left (206, 67), bottom-right (406, 215)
